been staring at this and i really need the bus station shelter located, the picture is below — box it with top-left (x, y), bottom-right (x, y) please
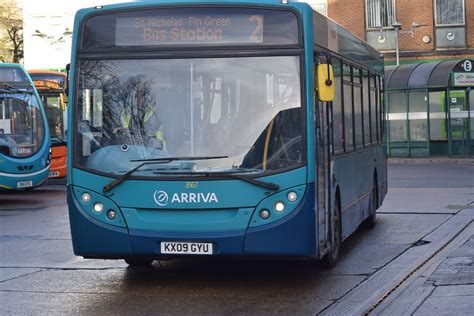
top-left (385, 59), bottom-right (474, 157)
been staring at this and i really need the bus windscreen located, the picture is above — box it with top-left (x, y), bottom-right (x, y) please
top-left (82, 7), bottom-right (299, 49)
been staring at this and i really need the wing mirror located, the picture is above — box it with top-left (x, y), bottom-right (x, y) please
top-left (316, 63), bottom-right (335, 102)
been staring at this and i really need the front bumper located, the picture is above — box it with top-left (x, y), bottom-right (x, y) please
top-left (67, 183), bottom-right (316, 258)
top-left (0, 166), bottom-right (50, 190)
top-left (49, 155), bottom-right (67, 178)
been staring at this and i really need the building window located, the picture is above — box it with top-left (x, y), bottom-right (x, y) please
top-left (366, 0), bottom-right (395, 28)
top-left (435, 0), bottom-right (465, 25)
top-left (434, 0), bottom-right (466, 48)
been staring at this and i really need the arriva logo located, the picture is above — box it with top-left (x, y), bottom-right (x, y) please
top-left (153, 190), bottom-right (169, 206)
top-left (153, 190), bottom-right (219, 206)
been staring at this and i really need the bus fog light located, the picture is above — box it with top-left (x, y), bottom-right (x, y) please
top-left (274, 201), bottom-right (285, 212)
top-left (93, 202), bottom-right (104, 213)
top-left (287, 191), bottom-right (298, 202)
top-left (81, 193), bottom-right (91, 203)
top-left (107, 210), bottom-right (116, 220)
top-left (260, 209), bottom-right (270, 219)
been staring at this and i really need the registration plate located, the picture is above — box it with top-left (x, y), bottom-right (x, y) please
top-left (49, 171), bottom-right (59, 177)
top-left (160, 241), bottom-right (213, 255)
top-left (17, 180), bottom-right (33, 188)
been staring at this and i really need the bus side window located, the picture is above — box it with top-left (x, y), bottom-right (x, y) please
top-left (343, 64), bottom-right (354, 150)
top-left (370, 75), bottom-right (377, 144)
top-left (362, 70), bottom-right (370, 146)
top-left (353, 67), bottom-right (363, 148)
top-left (332, 58), bottom-right (344, 154)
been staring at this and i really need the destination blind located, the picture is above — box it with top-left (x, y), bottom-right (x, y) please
top-left (33, 79), bottom-right (62, 90)
top-left (116, 14), bottom-right (264, 45)
top-left (82, 7), bottom-right (299, 49)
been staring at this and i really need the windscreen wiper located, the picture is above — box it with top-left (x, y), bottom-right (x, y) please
top-left (129, 155), bottom-right (228, 162)
top-left (103, 155), bottom-right (228, 193)
top-left (0, 83), bottom-right (34, 94)
top-left (0, 83), bottom-right (17, 90)
top-left (152, 171), bottom-right (279, 191)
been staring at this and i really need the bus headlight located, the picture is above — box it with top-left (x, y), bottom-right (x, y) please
top-left (287, 191), bottom-right (298, 202)
top-left (274, 201), bottom-right (285, 212)
top-left (260, 209), bottom-right (270, 219)
top-left (107, 210), bottom-right (117, 220)
top-left (81, 193), bottom-right (91, 203)
top-left (93, 202), bottom-right (104, 213)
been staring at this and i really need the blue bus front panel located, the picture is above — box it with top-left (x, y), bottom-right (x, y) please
top-left (0, 150), bottom-right (50, 190)
top-left (0, 167), bottom-right (50, 190)
top-left (0, 63), bottom-right (51, 190)
top-left (68, 174), bottom-right (316, 258)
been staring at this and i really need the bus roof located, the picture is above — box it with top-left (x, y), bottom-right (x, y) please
top-left (28, 70), bottom-right (66, 77)
top-left (74, 0), bottom-right (313, 23)
top-left (0, 63), bottom-right (24, 69)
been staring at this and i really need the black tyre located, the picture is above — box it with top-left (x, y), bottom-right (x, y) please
top-left (124, 258), bottom-right (154, 267)
top-left (365, 176), bottom-right (378, 229)
top-left (321, 198), bottom-right (342, 268)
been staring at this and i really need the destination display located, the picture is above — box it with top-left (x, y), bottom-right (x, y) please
top-left (81, 8), bottom-right (299, 49)
top-left (33, 79), bottom-right (62, 90)
top-left (115, 14), bottom-right (264, 45)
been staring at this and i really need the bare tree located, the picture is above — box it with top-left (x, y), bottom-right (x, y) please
top-left (0, 0), bottom-right (23, 63)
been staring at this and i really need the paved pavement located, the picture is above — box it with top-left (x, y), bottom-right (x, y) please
top-left (374, 159), bottom-right (474, 314)
top-left (323, 160), bottom-right (474, 315)
top-left (374, 221), bottom-right (474, 315)
top-left (324, 202), bottom-right (474, 315)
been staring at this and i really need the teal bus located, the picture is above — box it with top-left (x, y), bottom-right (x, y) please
top-left (67, 0), bottom-right (386, 267)
top-left (0, 63), bottom-right (51, 190)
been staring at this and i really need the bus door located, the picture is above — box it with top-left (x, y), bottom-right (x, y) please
top-left (315, 54), bottom-right (332, 250)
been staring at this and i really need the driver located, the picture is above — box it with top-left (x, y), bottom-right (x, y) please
top-left (114, 103), bottom-right (167, 151)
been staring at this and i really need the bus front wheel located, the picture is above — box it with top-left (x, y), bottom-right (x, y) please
top-left (321, 198), bottom-right (342, 268)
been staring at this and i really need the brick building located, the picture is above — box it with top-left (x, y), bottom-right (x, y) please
top-left (326, 0), bottom-right (474, 64)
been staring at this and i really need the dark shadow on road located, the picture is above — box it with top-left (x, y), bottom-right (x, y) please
top-left (0, 185), bottom-right (67, 210)
top-left (73, 258), bottom-right (339, 314)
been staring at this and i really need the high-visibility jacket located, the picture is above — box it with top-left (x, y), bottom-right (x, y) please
top-left (121, 107), bottom-right (156, 130)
